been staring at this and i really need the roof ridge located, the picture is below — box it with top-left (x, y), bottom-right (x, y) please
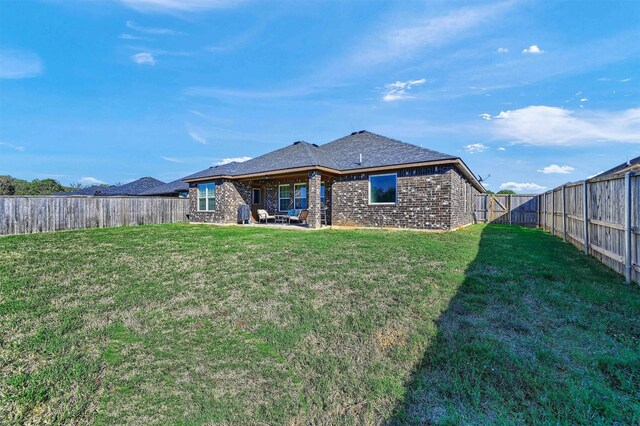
top-left (323, 129), bottom-right (455, 159)
top-left (299, 141), bottom-right (319, 166)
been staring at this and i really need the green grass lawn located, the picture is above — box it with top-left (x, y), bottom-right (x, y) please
top-left (1, 223), bottom-right (638, 424)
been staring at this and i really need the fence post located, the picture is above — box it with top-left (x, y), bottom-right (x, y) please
top-left (508, 194), bottom-right (512, 225)
top-left (489, 196), bottom-right (493, 223)
top-left (543, 193), bottom-right (546, 231)
top-left (537, 194), bottom-right (541, 228)
top-left (551, 190), bottom-right (555, 236)
top-left (625, 172), bottom-right (632, 284)
top-left (583, 180), bottom-right (589, 256)
top-left (484, 194), bottom-right (488, 223)
top-left (562, 185), bottom-right (567, 242)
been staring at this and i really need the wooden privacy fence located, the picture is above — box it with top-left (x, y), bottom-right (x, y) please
top-left (476, 171), bottom-right (639, 285)
top-left (474, 193), bottom-right (539, 227)
top-left (0, 196), bottom-right (190, 236)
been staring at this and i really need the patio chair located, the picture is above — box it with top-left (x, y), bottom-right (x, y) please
top-left (288, 209), bottom-right (309, 224)
top-left (257, 209), bottom-right (275, 224)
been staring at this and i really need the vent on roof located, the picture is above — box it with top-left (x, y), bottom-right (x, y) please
top-left (358, 130), bottom-right (366, 134)
top-left (312, 143), bottom-right (319, 147)
top-left (350, 131), bottom-right (358, 135)
top-left (293, 141), bottom-right (302, 145)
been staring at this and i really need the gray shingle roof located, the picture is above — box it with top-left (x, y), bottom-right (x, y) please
top-left (321, 131), bottom-right (455, 170)
top-left (182, 161), bottom-right (243, 181)
top-left (63, 177), bottom-right (165, 196)
top-left (139, 178), bottom-right (189, 196)
top-left (183, 131), bottom-right (457, 181)
top-left (591, 155), bottom-right (640, 179)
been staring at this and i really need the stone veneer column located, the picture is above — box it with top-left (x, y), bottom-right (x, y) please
top-left (307, 171), bottom-right (322, 228)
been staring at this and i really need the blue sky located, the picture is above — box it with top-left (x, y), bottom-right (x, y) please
top-left (1, 0), bottom-right (638, 192)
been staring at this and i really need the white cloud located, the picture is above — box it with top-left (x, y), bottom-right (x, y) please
top-left (120, 0), bottom-right (245, 13)
top-left (216, 156), bottom-right (252, 165)
top-left (382, 78), bottom-right (426, 102)
top-left (131, 52), bottom-right (156, 65)
top-left (162, 156), bottom-right (184, 163)
top-left (490, 106), bottom-right (640, 146)
top-left (497, 47), bottom-right (509, 53)
top-left (500, 182), bottom-right (546, 192)
top-left (79, 177), bottom-right (107, 185)
top-left (0, 141), bottom-right (25, 151)
top-left (189, 131), bottom-right (207, 144)
top-left (522, 44), bottom-right (544, 54)
top-left (537, 164), bottom-right (575, 174)
top-left (620, 78), bottom-right (631, 83)
top-left (126, 21), bottom-right (183, 35)
top-left (465, 143), bottom-right (488, 153)
top-left (0, 49), bottom-right (42, 79)
top-left (579, 98), bottom-right (588, 102)
top-left (119, 33), bottom-right (151, 41)
top-left (497, 147), bottom-right (506, 151)
top-left (478, 113), bottom-right (492, 121)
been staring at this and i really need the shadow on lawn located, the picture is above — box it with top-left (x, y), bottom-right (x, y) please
top-left (388, 224), bottom-right (639, 424)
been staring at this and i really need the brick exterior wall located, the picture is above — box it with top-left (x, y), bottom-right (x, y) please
top-left (331, 167), bottom-right (452, 230)
top-left (188, 180), bottom-right (251, 223)
top-left (187, 165), bottom-right (479, 230)
top-left (331, 166), bottom-right (478, 230)
top-left (449, 169), bottom-right (479, 229)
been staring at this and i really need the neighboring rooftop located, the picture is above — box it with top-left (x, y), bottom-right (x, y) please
top-left (591, 155), bottom-right (640, 179)
top-left (183, 130), bottom-right (457, 182)
top-left (139, 178), bottom-right (189, 196)
top-left (63, 177), bottom-right (165, 196)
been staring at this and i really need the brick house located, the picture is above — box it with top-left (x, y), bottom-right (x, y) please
top-left (182, 131), bottom-right (485, 230)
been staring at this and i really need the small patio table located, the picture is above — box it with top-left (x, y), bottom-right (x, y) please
top-left (275, 214), bottom-right (289, 224)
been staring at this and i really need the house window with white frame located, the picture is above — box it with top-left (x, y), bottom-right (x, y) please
top-left (369, 173), bottom-right (397, 204)
top-left (197, 183), bottom-right (215, 211)
top-left (294, 183), bottom-right (307, 209)
top-left (279, 184), bottom-right (291, 211)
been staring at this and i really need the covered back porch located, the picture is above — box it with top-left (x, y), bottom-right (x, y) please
top-left (239, 169), bottom-right (332, 228)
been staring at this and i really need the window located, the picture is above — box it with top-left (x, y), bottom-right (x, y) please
top-left (320, 183), bottom-right (326, 207)
top-left (197, 183), bottom-right (215, 211)
top-left (252, 188), bottom-right (261, 204)
top-left (294, 183), bottom-right (307, 209)
top-left (369, 173), bottom-right (397, 204)
top-left (279, 185), bottom-right (291, 211)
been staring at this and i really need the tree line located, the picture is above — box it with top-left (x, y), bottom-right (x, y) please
top-left (0, 175), bottom-right (97, 196)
